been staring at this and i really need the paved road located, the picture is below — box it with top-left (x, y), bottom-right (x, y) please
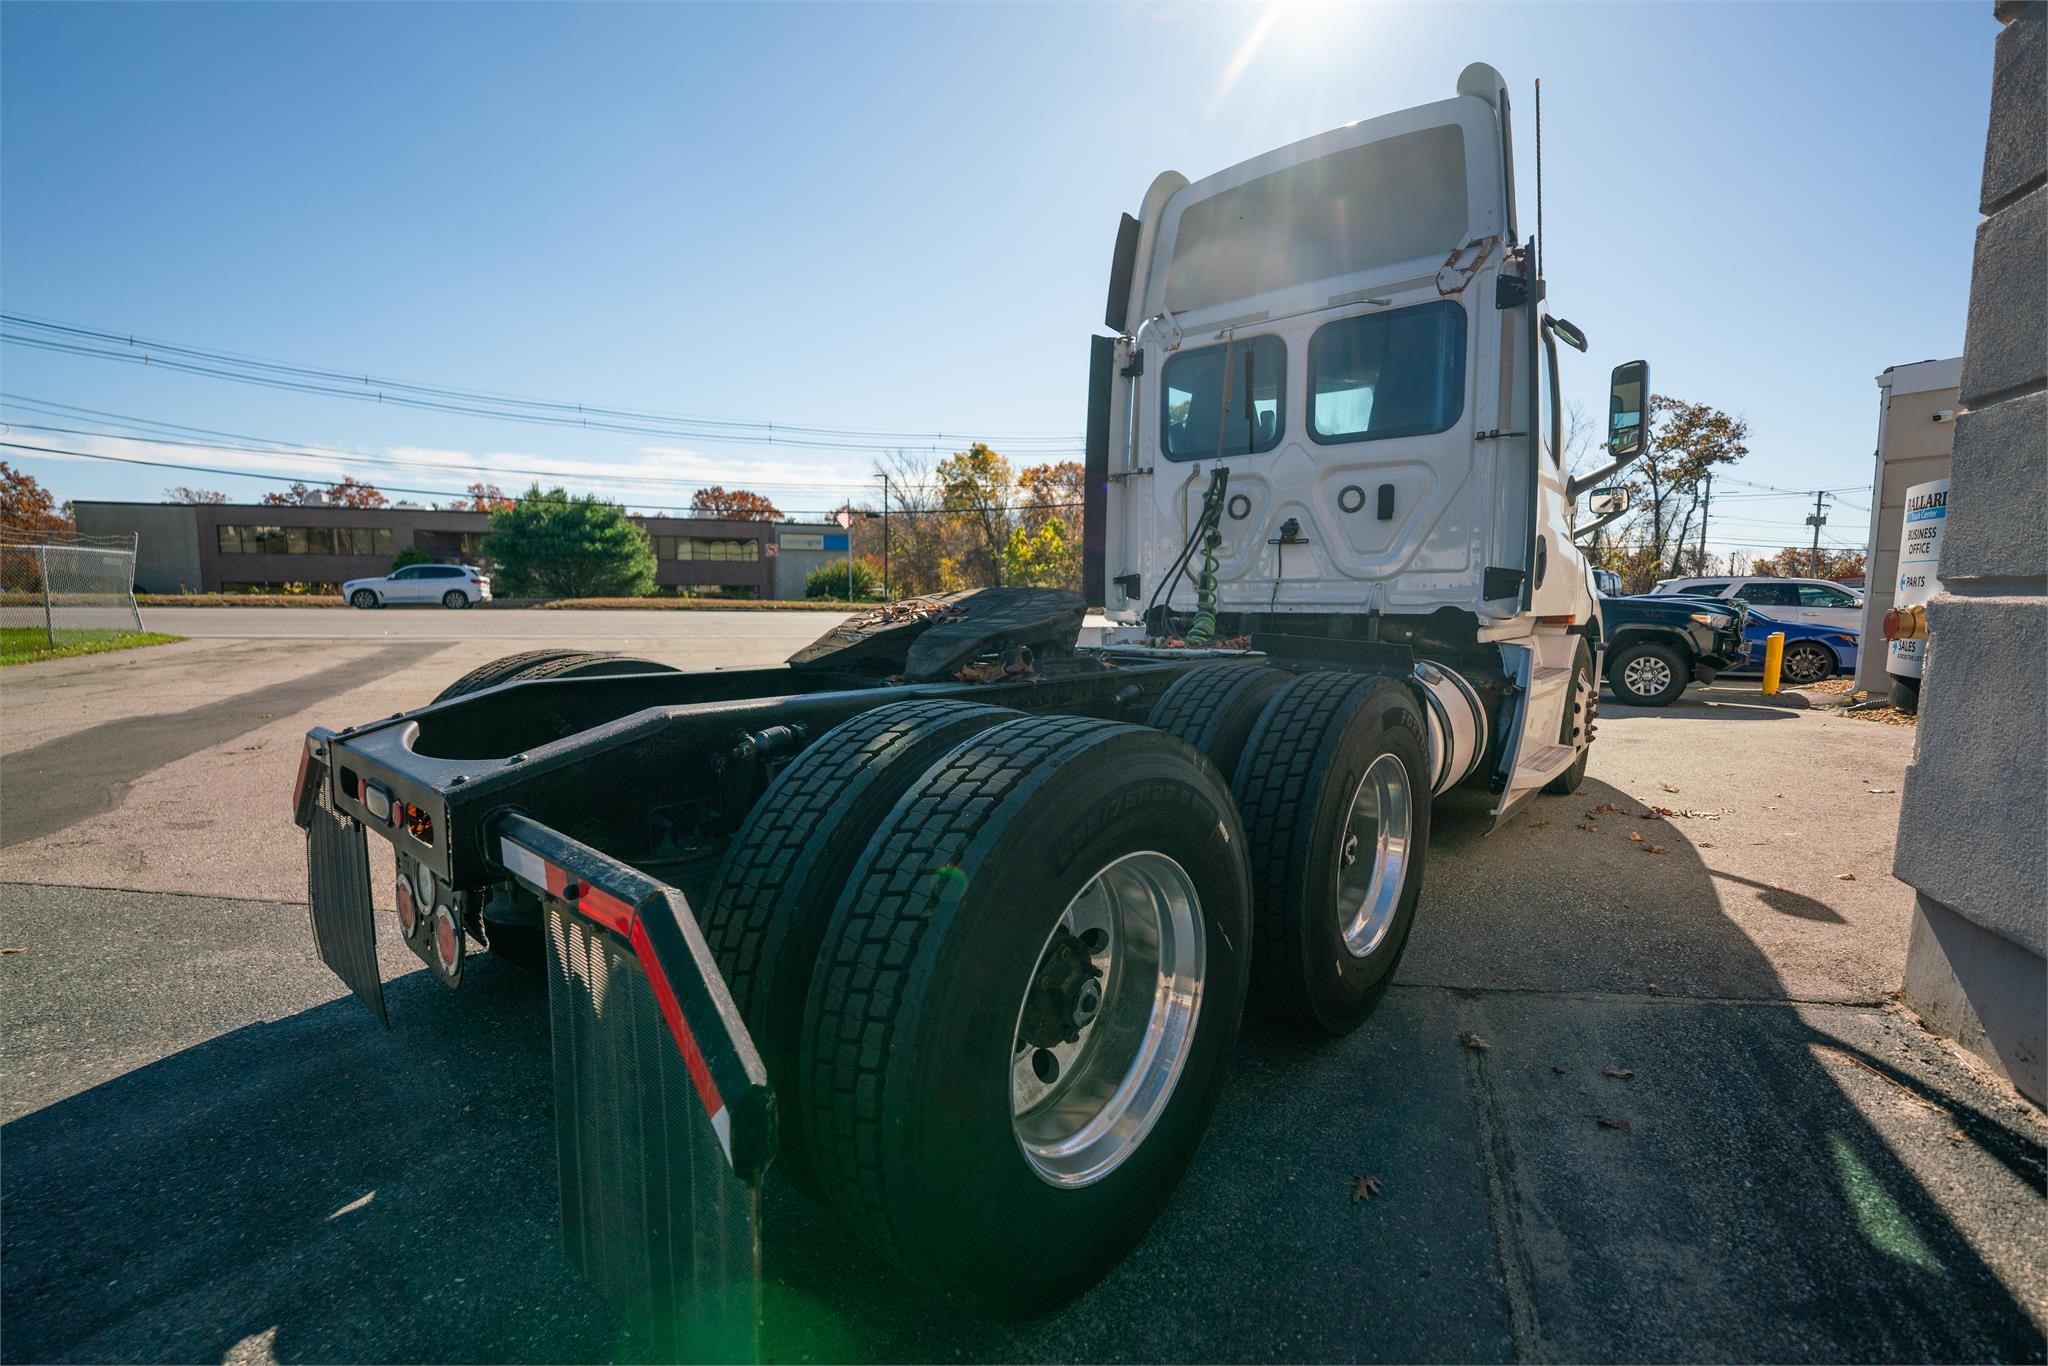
top-left (2, 624), bottom-right (2043, 1363)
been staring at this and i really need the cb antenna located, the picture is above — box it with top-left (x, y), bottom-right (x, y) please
top-left (1534, 77), bottom-right (1543, 282)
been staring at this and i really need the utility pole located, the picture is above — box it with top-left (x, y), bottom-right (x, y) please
top-left (880, 474), bottom-right (890, 601)
top-left (1697, 472), bottom-right (1712, 574)
top-left (1806, 491), bottom-right (1830, 578)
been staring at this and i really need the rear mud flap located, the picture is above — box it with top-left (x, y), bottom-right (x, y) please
top-left (498, 814), bottom-right (775, 1363)
top-left (304, 756), bottom-right (387, 1027)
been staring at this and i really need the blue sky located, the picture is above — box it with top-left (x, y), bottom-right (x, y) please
top-left (1, 2), bottom-right (1993, 555)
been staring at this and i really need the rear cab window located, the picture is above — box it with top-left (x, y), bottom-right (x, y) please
top-left (1309, 301), bottom-right (1466, 443)
top-left (1161, 335), bottom-right (1285, 461)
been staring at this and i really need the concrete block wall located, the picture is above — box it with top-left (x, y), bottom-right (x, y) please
top-left (1892, 0), bottom-right (2047, 1103)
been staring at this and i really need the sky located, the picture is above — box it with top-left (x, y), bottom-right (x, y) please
top-left (1, 1), bottom-right (1995, 557)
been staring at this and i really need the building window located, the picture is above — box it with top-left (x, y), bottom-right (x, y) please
top-left (652, 536), bottom-right (759, 562)
top-left (216, 525), bottom-right (394, 555)
top-left (413, 530), bottom-right (489, 559)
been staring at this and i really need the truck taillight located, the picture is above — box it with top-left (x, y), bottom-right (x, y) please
top-left (403, 803), bottom-right (434, 846)
top-left (396, 878), bottom-right (420, 938)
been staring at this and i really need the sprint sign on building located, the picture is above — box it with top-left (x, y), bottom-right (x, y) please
top-left (1888, 477), bottom-right (1948, 679)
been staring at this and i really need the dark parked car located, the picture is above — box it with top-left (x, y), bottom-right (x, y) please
top-left (1594, 580), bottom-right (1751, 706)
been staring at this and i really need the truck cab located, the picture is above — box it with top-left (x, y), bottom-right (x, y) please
top-left (1087, 63), bottom-right (1646, 815)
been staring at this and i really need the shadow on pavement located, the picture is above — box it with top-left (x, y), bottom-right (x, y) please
top-left (3, 776), bottom-right (2042, 1363)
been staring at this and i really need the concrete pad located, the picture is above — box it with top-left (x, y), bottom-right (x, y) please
top-left (1462, 991), bottom-right (2046, 1362)
top-left (1407, 702), bottom-right (1923, 1006)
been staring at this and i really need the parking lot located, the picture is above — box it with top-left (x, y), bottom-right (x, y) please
top-left (3, 611), bottom-right (2043, 1363)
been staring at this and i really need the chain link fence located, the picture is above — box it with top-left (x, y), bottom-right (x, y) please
top-left (1, 526), bottom-right (145, 648)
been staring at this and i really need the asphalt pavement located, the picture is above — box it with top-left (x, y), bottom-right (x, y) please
top-left (2, 616), bottom-right (2042, 1364)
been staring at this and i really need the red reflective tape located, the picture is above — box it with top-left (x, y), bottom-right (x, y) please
top-left (292, 741), bottom-right (312, 809)
top-left (578, 884), bottom-right (635, 939)
top-left (630, 917), bottom-right (724, 1121)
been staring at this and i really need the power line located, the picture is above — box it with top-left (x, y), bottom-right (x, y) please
top-left (0, 406), bottom-right (882, 495)
top-left (0, 439), bottom-right (1079, 519)
top-left (1, 313), bottom-right (1082, 455)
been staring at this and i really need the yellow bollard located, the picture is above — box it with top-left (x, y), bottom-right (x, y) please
top-left (1761, 631), bottom-right (1786, 695)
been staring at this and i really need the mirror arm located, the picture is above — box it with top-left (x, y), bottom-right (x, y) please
top-left (1568, 452), bottom-right (1641, 501)
top-left (1573, 504), bottom-right (1630, 541)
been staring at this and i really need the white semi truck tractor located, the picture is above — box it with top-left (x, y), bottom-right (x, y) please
top-left (292, 63), bottom-right (1653, 1357)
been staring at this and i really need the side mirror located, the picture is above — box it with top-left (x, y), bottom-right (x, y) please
top-left (1607, 360), bottom-right (1649, 461)
top-left (1587, 485), bottom-right (1630, 516)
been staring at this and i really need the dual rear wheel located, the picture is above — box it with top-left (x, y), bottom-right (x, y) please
top-left (698, 667), bottom-right (1435, 1304)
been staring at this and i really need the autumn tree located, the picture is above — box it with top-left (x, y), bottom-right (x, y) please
top-left (165, 486), bottom-right (230, 505)
top-left (261, 477), bottom-right (389, 508)
top-left (937, 443), bottom-right (1013, 588)
top-left (449, 482), bottom-right (514, 512)
top-left (690, 486), bottom-right (782, 522)
top-left (1750, 546), bottom-right (1867, 580)
top-left (1, 462), bottom-right (68, 533)
top-left (1593, 395), bottom-right (1750, 591)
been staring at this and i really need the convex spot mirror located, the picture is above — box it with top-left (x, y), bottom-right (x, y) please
top-left (1587, 486), bottom-right (1630, 516)
top-left (1608, 360), bottom-right (1649, 461)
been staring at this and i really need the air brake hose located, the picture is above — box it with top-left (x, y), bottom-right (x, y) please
top-left (1184, 470), bottom-right (1230, 645)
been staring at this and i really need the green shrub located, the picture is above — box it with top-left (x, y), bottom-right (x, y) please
top-left (805, 559), bottom-right (879, 600)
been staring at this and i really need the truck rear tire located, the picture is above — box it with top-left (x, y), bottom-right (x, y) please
top-left (1234, 672), bottom-right (1430, 1036)
top-left (1605, 641), bottom-right (1687, 707)
top-left (432, 649), bottom-right (678, 703)
top-left (701, 699), bottom-right (1020, 1185)
top-left (799, 716), bottom-right (1251, 1306)
top-left (1144, 662), bottom-right (1292, 781)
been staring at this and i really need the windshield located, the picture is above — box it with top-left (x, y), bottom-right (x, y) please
top-left (1164, 125), bottom-right (1468, 315)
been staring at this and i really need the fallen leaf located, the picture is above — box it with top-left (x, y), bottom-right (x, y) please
top-left (1836, 872), bottom-right (1857, 881)
top-left (1603, 1066), bottom-right (1635, 1081)
top-left (1699, 841), bottom-right (1718, 849)
top-left (1645, 845), bottom-right (1669, 855)
top-left (1579, 822), bottom-right (1598, 832)
top-left (1660, 783), bottom-right (1680, 793)
top-left (1460, 1032), bottom-right (1490, 1052)
top-left (1646, 983), bottom-right (1661, 995)
top-left (0, 947), bottom-right (23, 955)
top-left (1551, 1066), bottom-right (1568, 1075)
top-left (1868, 788), bottom-right (1896, 795)
top-left (1946, 1130), bottom-right (1967, 1145)
top-left (1597, 1116), bottom-right (1633, 1133)
top-left (1347, 1174), bottom-right (1384, 1203)
top-left (1628, 831), bottom-right (1646, 843)
top-left (1530, 820), bottom-right (1550, 829)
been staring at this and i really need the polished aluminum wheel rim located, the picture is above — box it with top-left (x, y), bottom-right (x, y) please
top-left (1337, 753), bottom-right (1413, 958)
top-left (1782, 644), bottom-right (1831, 684)
top-left (1011, 851), bottom-right (1205, 1188)
top-left (1622, 655), bottom-right (1673, 697)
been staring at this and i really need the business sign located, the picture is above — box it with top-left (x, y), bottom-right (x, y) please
top-left (777, 532), bottom-right (850, 553)
top-left (1887, 476), bottom-right (1948, 680)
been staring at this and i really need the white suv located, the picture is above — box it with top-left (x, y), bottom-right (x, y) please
top-left (343, 563), bottom-right (492, 609)
top-left (1651, 576), bottom-right (1862, 630)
